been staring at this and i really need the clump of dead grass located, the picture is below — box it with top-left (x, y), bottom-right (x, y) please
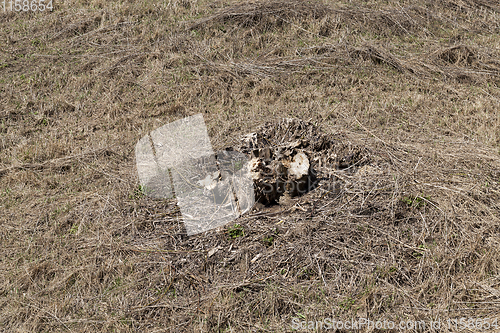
top-left (188, 0), bottom-right (331, 32)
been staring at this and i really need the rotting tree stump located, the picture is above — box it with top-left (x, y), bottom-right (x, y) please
top-left (233, 118), bottom-right (370, 205)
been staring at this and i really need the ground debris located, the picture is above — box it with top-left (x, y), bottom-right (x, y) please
top-left (234, 118), bottom-right (370, 205)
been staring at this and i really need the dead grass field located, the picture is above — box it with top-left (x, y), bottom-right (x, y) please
top-left (1, 0), bottom-right (500, 331)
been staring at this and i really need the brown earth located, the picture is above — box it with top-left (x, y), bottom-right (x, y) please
top-left (1, 0), bottom-right (500, 332)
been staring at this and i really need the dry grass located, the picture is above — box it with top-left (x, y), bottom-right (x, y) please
top-left (1, 0), bottom-right (500, 332)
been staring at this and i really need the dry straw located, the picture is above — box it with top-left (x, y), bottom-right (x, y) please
top-left (1, 0), bottom-right (500, 331)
